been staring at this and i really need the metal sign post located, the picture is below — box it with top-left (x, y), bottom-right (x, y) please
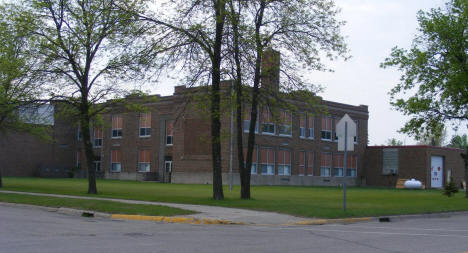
top-left (343, 122), bottom-right (347, 211)
top-left (336, 114), bottom-right (356, 212)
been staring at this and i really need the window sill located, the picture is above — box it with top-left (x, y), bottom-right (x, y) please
top-left (321, 139), bottom-right (332, 142)
top-left (166, 144), bottom-right (173, 147)
top-left (139, 135), bottom-right (151, 138)
top-left (111, 137), bottom-right (122, 139)
top-left (261, 173), bottom-right (275, 176)
top-left (278, 134), bottom-right (292, 138)
top-left (93, 146), bottom-right (102, 149)
top-left (262, 132), bottom-right (276, 136)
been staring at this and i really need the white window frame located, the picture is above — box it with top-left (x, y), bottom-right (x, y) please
top-left (138, 150), bottom-right (150, 172)
top-left (278, 110), bottom-right (292, 137)
top-left (277, 149), bottom-right (291, 176)
top-left (321, 116), bottom-right (332, 141)
top-left (111, 116), bottom-right (123, 138)
top-left (166, 120), bottom-right (174, 146)
top-left (320, 153), bottom-right (331, 177)
top-left (261, 108), bottom-right (275, 135)
top-left (308, 115), bottom-right (315, 140)
top-left (110, 150), bottom-right (121, 172)
top-left (139, 113), bottom-right (151, 138)
top-left (261, 148), bottom-right (275, 175)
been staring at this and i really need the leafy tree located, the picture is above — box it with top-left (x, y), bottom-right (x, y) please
top-left (0, 3), bottom-right (49, 188)
top-left (416, 125), bottom-right (448, 146)
top-left (381, 0), bottom-right (468, 197)
top-left (448, 134), bottom-right (468, 149)
top-left (226, 0), bottom-right (347, 199)
top-left (16, 0), bottom-right (153, 194)
top-left (135, 0), bottom-right (228, 200)
top-left (386, 138), bottom-right (403, 146)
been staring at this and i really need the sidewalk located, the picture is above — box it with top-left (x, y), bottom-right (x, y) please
top-left (0, 190), bottom-right (310, 225)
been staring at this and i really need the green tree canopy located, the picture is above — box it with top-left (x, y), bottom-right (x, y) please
top-left (448, 134), bottom-right (468, 149)
top-left (381, 0), bottom-right (468, 137)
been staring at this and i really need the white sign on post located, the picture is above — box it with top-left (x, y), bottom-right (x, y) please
top-left (336, 114), bottom-right (356, 152)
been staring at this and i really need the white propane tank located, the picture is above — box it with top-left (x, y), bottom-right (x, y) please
top-left (404, 179), bottom-right (422, 189)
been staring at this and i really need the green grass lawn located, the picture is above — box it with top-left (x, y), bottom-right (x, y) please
top-left (2, 177), bottom-right (468, 218)
top-left (0, 192), bottom-right (194, 216)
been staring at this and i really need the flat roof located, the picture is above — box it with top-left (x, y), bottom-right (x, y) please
top-left (368, 145), bottom-right (464, 152)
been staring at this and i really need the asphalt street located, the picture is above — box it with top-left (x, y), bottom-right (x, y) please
top-left (1, 204), bottom-right (468, 253)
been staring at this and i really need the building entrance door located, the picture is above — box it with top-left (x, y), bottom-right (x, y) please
top-left (164, 156), bottom-right (172, 183)
top-left (430, 156), bottom-right (443, 188)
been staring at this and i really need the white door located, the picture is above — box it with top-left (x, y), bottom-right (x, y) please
top-left (430, 156), bottom-right (443, 188)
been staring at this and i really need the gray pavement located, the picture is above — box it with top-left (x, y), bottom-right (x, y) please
top-left (2, 204), bottom-right (468, 253)
top-left (0, 190), bottom-right (304, 225)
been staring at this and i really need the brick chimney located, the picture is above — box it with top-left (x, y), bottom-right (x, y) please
top-left (261, 49), bottom-right (280, 92)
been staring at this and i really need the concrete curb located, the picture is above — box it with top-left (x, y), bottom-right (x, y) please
top-left (292, 217), bottom-right (373, 226)
top-left (110, 214), bottom-right (246, 225)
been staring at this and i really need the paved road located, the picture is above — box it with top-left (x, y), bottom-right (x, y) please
top-left (1, 204), bottom-right (468, 253)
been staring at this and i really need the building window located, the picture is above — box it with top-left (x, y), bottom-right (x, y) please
top-left (261, 107), bottom-right (275, 135)
top-left (299, 113), bottom-right (306, 138)
top-left (298, 151), bottom-right (305, 176)
top-left (347, 155), bottom-right (358, 177)
top-left (138, 150), bottom-right (150, 172)
top-left (243, 147), bottom-right (258, 174)
top-left (94, 156), bottom-right (101, 172)
top-left (166, 120), bottom-right (173, 145)
top-left (354, 120), bottom-right (358, 144)
top-left (111, 150), bottom-right (122, 172)
top-left (260, 148), bottom-right (275, 175)
top-left (333, 153), bottom-right (344, 177)
top-left (139, 112), bottom-right (151, 137)
top-left (94, 127), bottom-right (103, 147)
top-left (77, 125), bottom-right (82, 141)
top-left (76, 151), bottom-right (81, 168)
top-left (278, 110), bottom-right (292, 136)
top-left (243, 106), bottom-right (258, 133)
top-left (382, 148), bottom-right (398, 175)
top-left (307, 151), bottom-right (314, 176)
top-left (112, 115), bottom-right (123, 138)
top-left (308, 115), bottom-right (314, 139)
top-left (321, 116), bottom-right (332, 141)
top-left (320, 152), bottom-right (331, 176)
top-left (277, 149), bottom-right (291, 175)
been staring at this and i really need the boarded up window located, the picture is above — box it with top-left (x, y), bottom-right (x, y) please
top-left (382, 148), bottom-right (398, 175)
top-left (298, 151), bottom-right (305, 175)
top-left (307, 152), bottom-right (314, 175)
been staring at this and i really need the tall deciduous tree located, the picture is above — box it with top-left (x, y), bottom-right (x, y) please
top-left (136, 0), bottom-right (228, 200)
top-left (226, 0), bottom-right (347, 199)
top-left (17, 0), bottom-right (152, 194)
top-left (448, 134), bottom-right (468, 149)
top-left (0, 4), bottom-right (48, 188)
top-left (381, 0), bottom-right (468, 197)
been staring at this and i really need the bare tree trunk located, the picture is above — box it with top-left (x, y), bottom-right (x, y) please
top-left (211, 0), bottom-right (226, 200)
top-left (80, 96), bottom-right (97, 194)
top-left (244, 0), bottom-right (266, 199)
top-left (228, 0), bottom-right (249, 199)
top-left (462, 146), bottom-right (468, 198)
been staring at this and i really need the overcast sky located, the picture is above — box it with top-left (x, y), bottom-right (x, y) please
top-left (151, 0), bottom-right (466, 146)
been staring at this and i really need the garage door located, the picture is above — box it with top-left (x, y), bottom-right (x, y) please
top-left (431, 156), bottom-right (443, 188)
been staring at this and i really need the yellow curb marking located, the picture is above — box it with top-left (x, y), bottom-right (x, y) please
top-left (111, 214), bottom-right (245, 225)
top-left (111, 214), bottom-right (371, 226)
